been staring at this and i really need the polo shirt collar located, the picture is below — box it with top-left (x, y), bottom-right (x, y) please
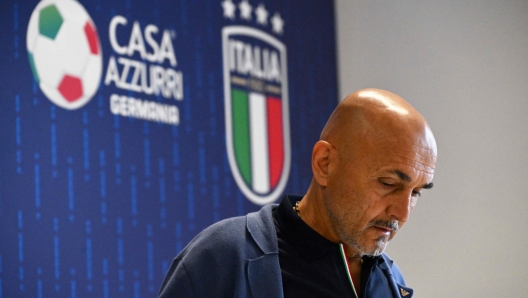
top-left (276, 195), bottom-right (339, 262)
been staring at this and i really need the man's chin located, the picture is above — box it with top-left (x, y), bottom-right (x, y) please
top-left (362, 239), bottom-right (389, 257)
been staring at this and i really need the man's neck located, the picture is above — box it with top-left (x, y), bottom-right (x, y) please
top-left (297, 185), bottom-right (342, 244)
top-left (348, 255), bottom-right (363, 296)
top-left (299, 185), bottom-right (364, 296)
top-left (343, 244), bottom-right (363, 296)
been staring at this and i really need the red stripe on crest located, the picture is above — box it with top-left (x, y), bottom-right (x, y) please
top-left (266, 97), bottom-right (284, 189)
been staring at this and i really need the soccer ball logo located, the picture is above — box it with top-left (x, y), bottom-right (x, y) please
top-left (27, 0), bottom-right (102, 110)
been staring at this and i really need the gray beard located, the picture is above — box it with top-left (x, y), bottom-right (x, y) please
top-left (331, 213), bottom-right (398, 257)
top-left (345, 232), bottom-right (389, 257)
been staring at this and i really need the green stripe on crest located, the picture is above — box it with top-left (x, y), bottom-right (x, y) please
top-left (232, 89), bottom-right (252, 186)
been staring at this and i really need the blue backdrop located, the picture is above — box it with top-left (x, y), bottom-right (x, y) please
top-left (0, 0), bottom-right (337, 297)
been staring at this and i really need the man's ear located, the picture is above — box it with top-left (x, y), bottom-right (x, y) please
top-left (312, 141), bottom-right (334, 187)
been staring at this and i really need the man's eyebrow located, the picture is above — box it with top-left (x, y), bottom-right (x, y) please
top-left (392, 170), bottom-right (434, 189)
top-left (393, 170), bottom-right (411, 182)
top-left (422, 182), bottom-right (434, 189)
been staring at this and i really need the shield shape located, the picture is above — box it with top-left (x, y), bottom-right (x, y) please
top-left (222, 26), bottom-right (291, 205)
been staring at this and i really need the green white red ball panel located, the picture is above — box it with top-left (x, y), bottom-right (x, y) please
top-left (26, 0), bottom-right (102, 110)
top-left (54, 19), bottom-right (91, 75)
top-left (32, 36), bottom-right (64, 87)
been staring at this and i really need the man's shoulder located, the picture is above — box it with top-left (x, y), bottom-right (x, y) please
top-left (177, 203), bottom-right (278, 261)
top-left (180, 215), bottom-right (248, 257)
top-left (198, 203), bottom-right (276, 240)
top-left (159, 204), bottom-right (282, 297)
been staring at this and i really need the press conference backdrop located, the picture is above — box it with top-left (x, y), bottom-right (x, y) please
top-left (0, 0), bottom-right (338, 297)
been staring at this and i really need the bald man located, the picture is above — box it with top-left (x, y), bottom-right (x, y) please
top-left (159, 88), bottom-right (437, 298)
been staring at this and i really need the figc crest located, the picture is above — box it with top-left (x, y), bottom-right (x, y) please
top-left (222, 25), bottom-right (291, 205)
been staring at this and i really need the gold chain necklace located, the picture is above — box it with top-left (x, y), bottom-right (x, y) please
top-left (293, 201), bottom-right (301, 217)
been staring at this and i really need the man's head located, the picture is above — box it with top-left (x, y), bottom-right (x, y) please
top-left (306, 88), bottom-right (437, 256)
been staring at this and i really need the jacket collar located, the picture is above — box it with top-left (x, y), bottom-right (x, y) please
top-left (246, 203), bottom-right (280, 254)
top-left (245, 203), bottom-right (284, 298)
top-left (379, 254), bottom-right (413, 298)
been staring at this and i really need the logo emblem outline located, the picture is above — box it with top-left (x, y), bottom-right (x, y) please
top-left (222, 25), bottom-right (291, 205)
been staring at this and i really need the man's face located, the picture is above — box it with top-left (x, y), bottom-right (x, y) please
top-left (323, 135), bottom-right (436, 256)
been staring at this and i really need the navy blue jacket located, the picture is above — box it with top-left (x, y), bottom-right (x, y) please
top-left (158, 204), bottom-right (413, 298)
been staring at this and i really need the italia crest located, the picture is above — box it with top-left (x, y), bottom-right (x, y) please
top-left (221, 0), bottom-right (290, 205)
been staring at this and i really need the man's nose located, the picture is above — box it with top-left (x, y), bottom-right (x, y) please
top-left (387, 190), bottom-right (413, 223)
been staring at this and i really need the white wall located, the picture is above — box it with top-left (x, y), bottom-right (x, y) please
top-left (335, 1), bottom-right (528, 297)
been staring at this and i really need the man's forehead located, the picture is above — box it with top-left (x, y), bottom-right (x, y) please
top-left (370, 144), bottom-right (437, 174)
